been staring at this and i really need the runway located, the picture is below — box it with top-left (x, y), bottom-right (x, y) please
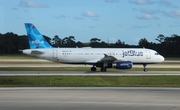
top-left (0, 70), bottom-right (180, 76)
top-left (0, 87), bottom-right (180, 110)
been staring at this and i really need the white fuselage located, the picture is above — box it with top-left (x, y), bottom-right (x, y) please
top-left (23, 48), bottom-right (164, 64)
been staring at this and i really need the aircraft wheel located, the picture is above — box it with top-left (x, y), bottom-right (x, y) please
top-left (91, 67), bottom-right (96, 72)
top-left (101, 68), bottom-right (107, 72)
top-left (143, 68), bottom-right (148, 72)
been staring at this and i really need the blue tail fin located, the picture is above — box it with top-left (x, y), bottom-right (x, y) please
top-left (24, 23), bottom-right (53, 49)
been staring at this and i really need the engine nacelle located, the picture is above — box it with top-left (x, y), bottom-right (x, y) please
top-left (113, 61), bottom-right (132, 69)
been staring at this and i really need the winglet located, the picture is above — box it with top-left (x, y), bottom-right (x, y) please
top-left (24, 23), bottom-right (53, 49)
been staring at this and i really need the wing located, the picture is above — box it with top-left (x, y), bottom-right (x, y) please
top-left (86, 54), bottom-right (127, 65)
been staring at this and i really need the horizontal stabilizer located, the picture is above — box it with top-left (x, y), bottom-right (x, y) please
top-left (31, 50), bottom-right (44, 55)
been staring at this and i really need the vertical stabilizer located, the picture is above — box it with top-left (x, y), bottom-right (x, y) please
top-left (24, 23), bottom-right (53, 49)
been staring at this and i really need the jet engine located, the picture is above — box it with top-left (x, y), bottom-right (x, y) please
top-left (113, 61), bottom-right (132, 69)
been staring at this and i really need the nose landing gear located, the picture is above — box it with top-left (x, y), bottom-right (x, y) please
top-left (143, 64), bottom-right (147, 72)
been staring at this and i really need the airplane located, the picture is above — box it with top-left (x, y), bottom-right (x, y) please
top-left (22, 23), bottom-right (165, 72)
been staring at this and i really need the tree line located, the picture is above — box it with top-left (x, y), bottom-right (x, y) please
top-left (0, 32), bottom-right (180, 57)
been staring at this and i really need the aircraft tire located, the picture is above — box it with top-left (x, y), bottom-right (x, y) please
top-left (101, 68), bottom-right (107, 72)
top-left (91, 67), bottom-right (96, 72)
top-left (143, 68), bottom-right (148, 72)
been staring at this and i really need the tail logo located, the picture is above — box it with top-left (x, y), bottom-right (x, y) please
top-left (32, 40), bottom-right (44, 45)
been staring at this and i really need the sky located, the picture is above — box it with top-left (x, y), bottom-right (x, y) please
top-left (1, 0), bottom-right (180, 45)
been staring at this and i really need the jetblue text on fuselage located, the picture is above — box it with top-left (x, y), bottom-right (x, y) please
top-left (123, 50), bottom-right (143, 57)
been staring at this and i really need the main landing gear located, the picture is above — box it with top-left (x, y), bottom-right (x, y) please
top-left (90, 66), bottom-right (107, 72)
top-left (143, 64), bottom-right (148, 72)
top-left (91, 66), bottom-right (96, 72)
top-left (91, 64), bottom-right (148, 72)
top-left (100, 67), bottom-right (106, 72)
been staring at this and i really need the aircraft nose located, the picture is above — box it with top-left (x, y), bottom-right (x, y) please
top-left (160, 55), bottom-right (165, 62)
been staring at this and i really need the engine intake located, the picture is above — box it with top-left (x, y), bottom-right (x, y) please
top-left (113, 61), bottom-right (132, 69)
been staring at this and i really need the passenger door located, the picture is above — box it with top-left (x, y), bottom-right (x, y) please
top-left (146, 50), bottom-right (151, 59)
top-left (53, 49), bottom-right (58, 59)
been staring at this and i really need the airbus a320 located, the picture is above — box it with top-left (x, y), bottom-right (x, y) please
top-left (23, 23), bottom-right (164, 72)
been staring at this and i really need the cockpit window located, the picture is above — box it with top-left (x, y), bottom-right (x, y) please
top-left (155, 53), bottom-right (159, 55)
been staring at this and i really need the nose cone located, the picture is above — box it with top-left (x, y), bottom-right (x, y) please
top-left (155, 55), bottom-right (164, 63)
top-left (159, 55), bottom-right (165, 62)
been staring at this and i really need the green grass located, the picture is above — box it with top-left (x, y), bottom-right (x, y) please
top-left (130, 68), bottom-right (180, 71)
top-left (0, 67), bottom-right (90, 71)
top-left (0, 67), bottom-right (180, 71)
top-left (165, 57), bottom-right (180, 60)
top-left (0, 76), bottom-right (180, 87)
top-left (0, 55), bottom-right (179, 87)
top-left (0, 55), bottom-right (38, 59)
